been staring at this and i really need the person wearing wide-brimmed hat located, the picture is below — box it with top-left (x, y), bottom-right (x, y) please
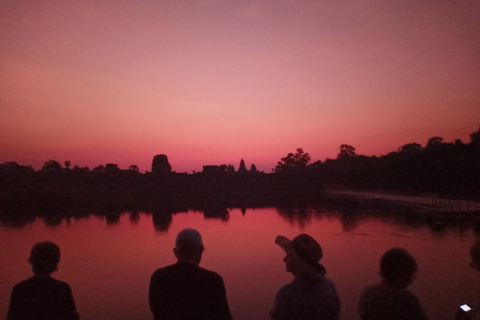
top-left (270, 234), bottom-right (340, 320)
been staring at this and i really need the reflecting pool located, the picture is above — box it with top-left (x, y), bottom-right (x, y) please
top-left (1, 205), bottom-right (479, 320)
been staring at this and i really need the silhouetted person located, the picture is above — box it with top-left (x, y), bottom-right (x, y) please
top-left (455, 239), bottom-right (480, 320)
top-left (7, 241), bottom-right (80, 320)
top-left (149, 228), bottom-right (232, 320)
top-left (270, 234), bottom-right (340, 320)
top-left (358, 247), bottom-right (428, 320)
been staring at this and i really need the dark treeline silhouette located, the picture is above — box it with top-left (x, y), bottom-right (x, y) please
top-left (1, 125), bottom-right (479, 221)
top-left (0, 154), bottom-right (324, 217)
top-left (313, 126), bottom-right (480, 196)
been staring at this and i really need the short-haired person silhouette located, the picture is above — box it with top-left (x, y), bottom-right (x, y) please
top-left (358, 247), bottom-right (428, 320)
top-left (149, 228), bottom-right (232, 320)
top-left (7, 241), bottom-right (80, 320)
top-left (270, 234), bottom-right (340, 320)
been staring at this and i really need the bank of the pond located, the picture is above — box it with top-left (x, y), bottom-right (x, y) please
top-left (327, 190), bottom-right (480, 213)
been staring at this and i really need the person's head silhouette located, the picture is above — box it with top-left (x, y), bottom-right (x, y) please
top-left (380, 247), bottom-right (417, 289)
top-left (28, 241), bottom-right (61, 276)
top-left (470, 239), bottom-right (480, 272)
top-left (173, 228), bottom-right (205, 265)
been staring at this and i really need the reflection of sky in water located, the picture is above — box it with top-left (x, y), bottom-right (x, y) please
top-left (0, 207), bottom-right (479, 320)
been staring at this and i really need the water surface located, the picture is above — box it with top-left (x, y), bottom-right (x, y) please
top-left (1, 206), bottom-right (479, 320)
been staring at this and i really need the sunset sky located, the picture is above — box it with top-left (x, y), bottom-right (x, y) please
top-left (1, 0), bottom-right (479, 173)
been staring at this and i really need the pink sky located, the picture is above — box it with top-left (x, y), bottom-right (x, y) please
top-left (1, 0), bottom-right (479, 173)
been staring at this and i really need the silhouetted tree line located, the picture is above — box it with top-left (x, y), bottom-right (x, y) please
top-left (1, 126), bottom-right (479, 217)
top-left (311, 126), bottom-right (480, 196)
top-left (274, 126), bottom-right (480, 197)
top-left (0, 153), bottom-right (325, 217)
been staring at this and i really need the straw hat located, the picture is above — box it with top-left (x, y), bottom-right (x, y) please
top-left (275, 234), bottom-right (326, 279)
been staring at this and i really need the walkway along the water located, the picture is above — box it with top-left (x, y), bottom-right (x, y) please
top-left (327, 190), bottom-right (480, 212)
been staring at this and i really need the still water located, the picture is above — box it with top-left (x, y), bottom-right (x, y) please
top-left (1, 206), bottom-right (479, 320)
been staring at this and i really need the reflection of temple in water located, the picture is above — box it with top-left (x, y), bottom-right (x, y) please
top-left (152, 213), bottom-right (172, 232)
top-left (151, 208), bottom-right (175, 232)
top-left (203, 207), bottom-right (230, 221)
top-left (2, 194), bottom-right (480, 235)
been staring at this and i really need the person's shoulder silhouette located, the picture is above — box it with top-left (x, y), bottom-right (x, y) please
top-left (149, 228), bottom-right (232, 320)
top-left (358, 247), bottom-right (428, 320)
top-left (7, 241), bottom-right (80, 320)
